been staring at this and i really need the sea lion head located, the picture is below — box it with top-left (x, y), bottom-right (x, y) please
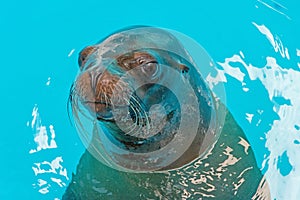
top-left (69, 27), bottom-right (225, 172)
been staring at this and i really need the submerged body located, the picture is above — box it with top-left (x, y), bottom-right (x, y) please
top-left (63, 108), bottom-right (269, 199)
top-left (64, 27), bottom-right (270, 199)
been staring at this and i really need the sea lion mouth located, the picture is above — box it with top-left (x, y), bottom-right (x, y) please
top-left (83, 101), bottom-right (114, 122)
top-left (91, 96), bottom-right (150, 126)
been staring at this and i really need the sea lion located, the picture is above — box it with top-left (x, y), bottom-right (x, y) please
top-left (63, 27), bottom-right (270, 199)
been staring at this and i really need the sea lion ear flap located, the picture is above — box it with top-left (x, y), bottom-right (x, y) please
top-left (178, 64), bottom-right (189, 73)
top-left (159, 51), bottom-right (190, 74)
top-left (169, 59), bottom-right (190, 74)
top-left (78, 46), bottom-right (97, 71)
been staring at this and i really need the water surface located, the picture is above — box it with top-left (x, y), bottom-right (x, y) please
top-left (0, 0), bottom-right (299, 199)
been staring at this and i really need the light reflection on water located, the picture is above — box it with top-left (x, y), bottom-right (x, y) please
top-left (28, 105), bottom-right (69, 198)
top-left (25, 1), bottom-right (300, 199)
top-left (208, 20), bottom-right (300, 199)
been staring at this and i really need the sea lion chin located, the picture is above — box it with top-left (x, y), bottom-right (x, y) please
top-left (64, 26), bottom-right (270, 199)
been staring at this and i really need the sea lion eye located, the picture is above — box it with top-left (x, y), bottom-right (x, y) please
top-left (141, 61), bottom-right (160, 77)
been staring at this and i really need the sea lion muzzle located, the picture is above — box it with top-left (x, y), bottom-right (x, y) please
top-left (76, 47), bottom-right (166, 120)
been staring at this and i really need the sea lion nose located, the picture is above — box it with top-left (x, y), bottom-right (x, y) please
top-left (88, 70), bottom-right (103, 93)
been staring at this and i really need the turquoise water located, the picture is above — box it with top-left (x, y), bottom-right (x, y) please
top-left (1, 0), bottom-right (299, 199)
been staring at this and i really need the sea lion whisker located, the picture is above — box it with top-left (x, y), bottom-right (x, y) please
top-left (69, 86), bottom-right (99, 122)
top-left (104, 93), bottom-right (110, 108)
top-left (99, 93), bottom-right (105, 103)
top-left (90, 71), bottom-right (102, 93)
top-left (124, 99), bottom-right (140, 128)
top-left (113, 98), bottom-right (142, 136)
top-left (114, 82), bottom-right (124, 92)
top-left (112, 82), bottom-right (131, 105)
top-left (95, 87), bottom-right (102, 99)
top-left (126, 99), bottom-right (149, 137)
top-left (128, 94), bottom-right (150, 129)
top-left (71, 96), bottom-right (95, 123)
top-left (83, 100), bottom-right (111, 105)
top-left (109, 84), bottom-right (120, 105)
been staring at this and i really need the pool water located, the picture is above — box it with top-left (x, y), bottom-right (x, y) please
top-left (1, 0), bottom-right (299, 199)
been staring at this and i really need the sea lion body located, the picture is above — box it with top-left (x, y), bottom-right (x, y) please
top-left (64, 110), bottom-right (268, 199)
top-left (64, 27), bottom-right (270, 199)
